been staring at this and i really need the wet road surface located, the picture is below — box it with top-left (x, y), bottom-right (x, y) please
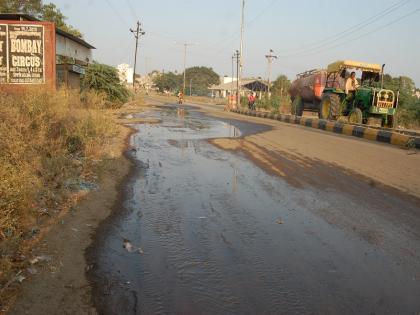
top-left (88, 105), bottom-right (420, 315)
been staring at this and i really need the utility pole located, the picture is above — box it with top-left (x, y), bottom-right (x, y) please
top-left (238, 0), bottom-right (245, 107)
top-left (231, 53), bottom-right (235, 95)
top-left (130, 21), bottom-right (145, 88)
top-left (233, 50), bottom-right (240, 106)
top-left (265, 49), bottom-right (277, 97)
top-left (176, 42), bottom-right (194, 95)
top-left (190, 78), bottom-right (192, 96)
top-left (145, 57), bottom-right (151, 94)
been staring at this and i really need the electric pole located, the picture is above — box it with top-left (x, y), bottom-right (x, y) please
top-left (190, 78), bottom-right (192, 96)
top-left (176, 42), bottom-right (194, 95)
top-left (231, 53), bottom-right (235, 96)
top-left (238, 0), bottom-right (245, 107)
top-left (265, 49), bottom-right (277, 97)
top-left (233, 50), bottom-right (240, 106)
top-left (130, 21), bottom-right (145, 88)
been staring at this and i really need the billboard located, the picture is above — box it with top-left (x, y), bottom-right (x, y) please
top-left (0, 24), bottom-right (7, 84)
top-left (0, 23), bottom-right (45, 84)
top-left (0, 20), bottom-right (55, 90)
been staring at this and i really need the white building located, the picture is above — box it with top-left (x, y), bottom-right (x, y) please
top-left (222, 76), bottom-right (237, 84)
top-left (117, 63), bottom-right (134, 85)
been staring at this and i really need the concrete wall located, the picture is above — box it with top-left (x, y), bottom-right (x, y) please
top-left (56, 33), bottom-right (92, 63)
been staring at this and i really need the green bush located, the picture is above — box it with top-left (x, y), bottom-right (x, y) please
top-left (82, 63), bottom-right (130, 106)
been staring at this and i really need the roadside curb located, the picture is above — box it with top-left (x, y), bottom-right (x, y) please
top-left (230, 109), bottom-right (420, 149)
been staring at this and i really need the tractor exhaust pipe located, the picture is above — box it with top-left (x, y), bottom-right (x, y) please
top-left (381, 64), bottom-right (385, 89)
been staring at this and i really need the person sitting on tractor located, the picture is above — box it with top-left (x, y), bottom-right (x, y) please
top-left (345, 71), bottom-right (359, 102)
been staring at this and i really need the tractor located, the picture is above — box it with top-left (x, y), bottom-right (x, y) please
top-left (319, 60), bottom-right (398, 126)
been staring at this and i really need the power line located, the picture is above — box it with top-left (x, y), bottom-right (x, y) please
top-left (125, 0), bottom-right (138, 22)
top-left (204, 0), bottom-right (279, 55)
top-left (287, 7), bottom-right (420, 58)
top-left (277, 0), bottom-right (411, 56)
top-left (104, 0), bottom-right (130, 27)
top-left (248, 0), bottom-right (278, 26)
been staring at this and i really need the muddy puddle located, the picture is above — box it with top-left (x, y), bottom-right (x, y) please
top-left (88, 106), bottom-right (420, 315)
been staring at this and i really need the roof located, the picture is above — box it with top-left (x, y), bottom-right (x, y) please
top-left (209, 78), bottom-right (269, 91)
top-left (0, 13), bottom-right (95, 49)
top-left (327, 60), bottom-right (382, 73)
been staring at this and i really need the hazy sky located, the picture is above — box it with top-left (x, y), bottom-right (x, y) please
top-left (53, 0), bottom-right (420, 86)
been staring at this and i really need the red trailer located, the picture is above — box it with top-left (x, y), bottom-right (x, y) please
top-left (289, 69), bottom-right (328, 116)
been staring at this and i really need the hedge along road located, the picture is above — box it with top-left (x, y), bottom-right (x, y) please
top-left (88, 101), bottom-right (420, 315)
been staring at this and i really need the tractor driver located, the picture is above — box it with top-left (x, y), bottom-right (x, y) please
top-left (345, 71), bottom-right (360, 101)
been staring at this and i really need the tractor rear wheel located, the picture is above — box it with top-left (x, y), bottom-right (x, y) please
top-left (349, 108), bottom-right (363, 124)
top-left (291, 96), bottom-right (304, 116)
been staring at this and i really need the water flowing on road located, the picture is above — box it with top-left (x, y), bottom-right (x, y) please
top-left (88, 105), bottom-right (420, 315)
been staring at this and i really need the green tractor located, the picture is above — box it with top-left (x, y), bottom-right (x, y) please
top-left (319, 60), bottom-right (398, 126)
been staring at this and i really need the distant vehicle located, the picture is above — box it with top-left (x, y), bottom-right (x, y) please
top-left (289, 60), bottom-right (398, 126)
top-left (289, 69), bottom-right (327, 116)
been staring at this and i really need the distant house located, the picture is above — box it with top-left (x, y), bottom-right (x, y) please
top-left (117, 63), bottom-right (134, 85)
top-left (209, 78), bottom-right (269, 98)
top-left (0, 13), bottom-right (95, 89)
top-left (414, 89), bottom-right (420, 99)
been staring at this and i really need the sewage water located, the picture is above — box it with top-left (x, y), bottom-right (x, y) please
top-left (90, 106), bottom-right (420, 315)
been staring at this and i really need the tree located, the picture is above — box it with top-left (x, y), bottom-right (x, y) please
top-left (0, 0), bottom-right (42, 15)
top-left (0, 0), bottom-right (82, 38)
top-left (153, 72), bottom-right (182, 93)
top-left (185, 66), bottom-right (219, 96)
top-left (383, 75), bottom-right (417, 108)
top-left (41, 3), bottom-right (83, 38)
top-left (382, 74), bottom-right (420, 127)
top-left (82, 63), bottom-right (130, 105)
top-left (271, 75), bottom-right (291, 98)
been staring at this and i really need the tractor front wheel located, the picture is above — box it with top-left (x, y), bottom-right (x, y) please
top-left (349, 108), bottom-right (363, 124)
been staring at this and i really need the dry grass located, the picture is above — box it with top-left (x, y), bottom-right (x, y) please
top-left (0, 88), bottom-right (119, 288)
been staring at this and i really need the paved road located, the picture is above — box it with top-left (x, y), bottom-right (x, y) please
top-left (89, 102), bottom-right (420, 315)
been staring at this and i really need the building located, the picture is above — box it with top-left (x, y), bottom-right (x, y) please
top-left (117, 63), bottom-right (134, 85)
top-left (222, 75), bottom-right (237, 84)
top-left (0, 13), bottom-right (95, 89)
top-left (209, 78), bottom-right (269, 98)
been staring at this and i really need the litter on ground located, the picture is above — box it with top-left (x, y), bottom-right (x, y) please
top-left (123, 239), bottom-right (144, 254)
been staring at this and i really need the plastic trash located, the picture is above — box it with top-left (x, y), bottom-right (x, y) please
top-left (29, 255), bottom-right (52, 265)
top-left (16, 274), bottom-right (26, 283)
top-left (123, 239), bottom-right (144, 254)
top-left (79, 181), bottom-right (98, 191)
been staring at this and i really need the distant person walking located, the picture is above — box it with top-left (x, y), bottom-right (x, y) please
top-left (177, 91), bottom-right (184, 104)
top-left (248, 92), bottom-right (256, 110)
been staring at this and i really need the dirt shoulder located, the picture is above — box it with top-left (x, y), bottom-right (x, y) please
top-left (9, 142), bottom-right (132, 315)
top-left (4, 102), bottom-right (148, 315)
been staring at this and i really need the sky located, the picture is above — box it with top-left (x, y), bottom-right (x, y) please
top-left (52, 0), bottom-right (420, 86)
